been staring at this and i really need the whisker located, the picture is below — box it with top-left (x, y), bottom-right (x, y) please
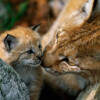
top-left (45, 14), bottom-right (51, 32)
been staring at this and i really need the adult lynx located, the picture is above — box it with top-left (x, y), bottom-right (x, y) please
top-left (42, 0), bottom-right (100, 94)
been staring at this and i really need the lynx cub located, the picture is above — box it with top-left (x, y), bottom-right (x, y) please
top-left (0, 25), bottom-right (43, 100)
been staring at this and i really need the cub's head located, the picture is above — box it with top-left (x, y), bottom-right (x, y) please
top-left (0, 25), bottom-right (42, 68)
top-left (42, 0), bottom-right (100, 75)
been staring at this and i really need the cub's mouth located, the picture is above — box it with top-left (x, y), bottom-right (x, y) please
top-left (29, 59), bottom-right (41, 67)
top-left (32, 60), bottom-right (41, 67)
top-left (11, 59), bottom-right (41, 68)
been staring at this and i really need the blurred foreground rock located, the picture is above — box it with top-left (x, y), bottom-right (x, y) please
top-left (76, 84), bottom-right (100, 100)
top-left (0, 59), bottom-right (30, 100)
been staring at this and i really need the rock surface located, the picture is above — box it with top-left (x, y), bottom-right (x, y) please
top-left (0, 59), bottom-right (30, 100)
top-left (76, 84), bottom-right (100, 100)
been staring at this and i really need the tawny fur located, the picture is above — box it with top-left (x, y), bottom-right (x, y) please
top-left (42, 0), bottom-right (100, 95)
top-left (42, 0), bottom-right (92, 50)
top-left (0, 26), bottom-right (43, 100)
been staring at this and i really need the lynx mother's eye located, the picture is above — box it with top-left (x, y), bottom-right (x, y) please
top-left (60, 55), bottom-right (76, 66)
top-left (60, 55), bottom-right (69, 62)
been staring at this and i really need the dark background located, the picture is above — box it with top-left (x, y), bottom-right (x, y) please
top-left (0, 0), bottom-right (57, 35)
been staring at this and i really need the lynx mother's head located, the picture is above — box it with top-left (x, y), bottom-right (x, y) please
top-left (42, 0), bottom-right (100, 75)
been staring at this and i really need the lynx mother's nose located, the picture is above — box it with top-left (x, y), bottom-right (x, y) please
top-left (42, 52), bottom-right (56, 68)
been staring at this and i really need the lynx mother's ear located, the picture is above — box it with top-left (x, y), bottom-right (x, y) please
top-left (31, 24), bottom-right (41, 32)
top-left (69, 0), bottom-right (94, 26)
top-left (4, 34), bottom-right (18, 51)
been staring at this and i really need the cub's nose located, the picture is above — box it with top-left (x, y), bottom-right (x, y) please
top-left (37, 54), bottom-right (43, 60)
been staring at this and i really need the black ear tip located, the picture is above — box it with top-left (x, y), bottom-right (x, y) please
top-left (31, 24), bottom-right (41, 31)
top-left (6, 34), bottom-right (11, 38)
top-left (4, 34), bottom-right (10, 42)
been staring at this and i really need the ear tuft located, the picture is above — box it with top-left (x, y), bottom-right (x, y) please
top-left (4, 34), bottom-right (18, 51)
top-left (31, 24), bottom-right (41, 32)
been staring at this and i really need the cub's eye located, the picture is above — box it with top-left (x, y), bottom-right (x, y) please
top-left (27, 49), bottom-right (33, 54)
top-left (38, 44), bottom-right (42, 49)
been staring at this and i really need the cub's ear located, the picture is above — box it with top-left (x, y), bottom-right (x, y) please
top-left (31, 24), bottom-right (40, 32)
top-left (4, 34), bottom-right (18, 51)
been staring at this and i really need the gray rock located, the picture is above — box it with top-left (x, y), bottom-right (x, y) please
top-left (0, 59), bottom-right (30, 100)
top-left (76, 84), bottom-right (100, 100)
